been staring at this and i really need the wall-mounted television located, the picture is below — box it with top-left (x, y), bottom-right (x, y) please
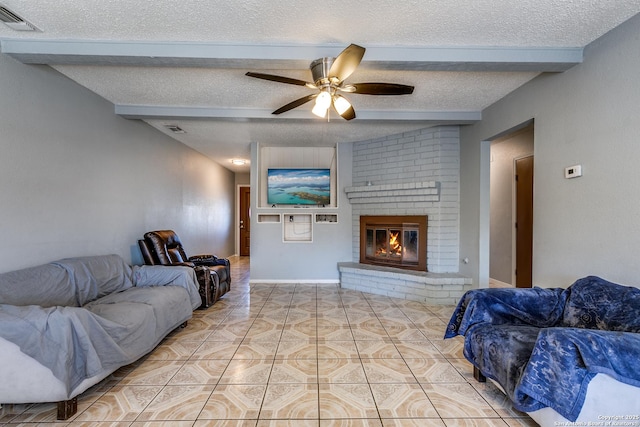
top-left (267, 168), bottom-right (331, 205)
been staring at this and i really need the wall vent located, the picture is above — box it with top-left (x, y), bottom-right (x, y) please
top-left (164, 124), bottom-right (186, 134)
top-left (0, 5), bottom-right (39, 31)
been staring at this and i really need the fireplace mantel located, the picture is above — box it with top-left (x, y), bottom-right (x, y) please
top-left (344, 181), bottom-right (439, 204)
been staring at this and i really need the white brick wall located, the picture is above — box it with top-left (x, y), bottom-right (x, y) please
top-left (349, 126), bottom-right (461, 273)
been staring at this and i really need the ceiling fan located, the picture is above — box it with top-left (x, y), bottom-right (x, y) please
top-left (246, 44), bottom-right (414, 121)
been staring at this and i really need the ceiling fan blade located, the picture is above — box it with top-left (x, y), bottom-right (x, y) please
top-left (351, 83), bottom-right (415, 95)
top-left (272, 94), bottom-right (317, 115)
top-left (246, 72), bottom-right (310, 87)
top-left (328, 44), bottom-right (366, 83)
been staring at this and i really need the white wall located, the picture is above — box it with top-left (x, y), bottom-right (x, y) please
top-left (460, 13), bottom-right (640, 289)
top-left (0, 55), bottom-right (235, 273)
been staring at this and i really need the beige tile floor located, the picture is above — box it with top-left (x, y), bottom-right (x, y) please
top-left (0, 256), bottom-right (537, 426)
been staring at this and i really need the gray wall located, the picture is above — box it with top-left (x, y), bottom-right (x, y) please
top-left (249, 142), bottom-right (353, 282)
top-left (0, 55), bottom-right (235, 273)
top-left (235, 173), bottom-right (250, 186)
top-left (460, 13), bottom-right (640, 289)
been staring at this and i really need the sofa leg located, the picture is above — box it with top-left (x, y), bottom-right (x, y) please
top-left (181, 321), bottom-right (188, 328)
top-left (473, 366), bottom-right (487, 383)
top-left (57, 398), bottom-right (77, 420)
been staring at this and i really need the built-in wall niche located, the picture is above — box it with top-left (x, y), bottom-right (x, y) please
top-left (283, 214), bottom-right (312, 242)
top-left (315, 213), bottom-right (338, 223)
top-left (257, 214), bottom-right (281, 223)
top-left (258, 145), bottom-right (337, 208)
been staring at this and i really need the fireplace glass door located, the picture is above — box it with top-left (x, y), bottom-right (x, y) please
top-left (360, 215), bottom-right (427, 271)
top-left (365, 224), bottom-right (420, 267)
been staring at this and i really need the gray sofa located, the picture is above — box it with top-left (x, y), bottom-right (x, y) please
top-left (0, 254), bottom-right (202, 419)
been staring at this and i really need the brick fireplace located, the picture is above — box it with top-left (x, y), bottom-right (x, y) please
top-left (339, 126), bottom-right (472, 305)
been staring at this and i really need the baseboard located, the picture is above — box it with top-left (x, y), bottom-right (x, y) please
top-left (249, 279), bottom-right (340, 284)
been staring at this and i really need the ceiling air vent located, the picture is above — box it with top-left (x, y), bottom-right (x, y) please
top-left (0, 5), bottom-right (39, 31)
top-left (164, 124), bottom-right (186, 134)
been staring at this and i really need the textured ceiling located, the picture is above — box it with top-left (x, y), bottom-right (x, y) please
top-left (1, 1), bottom-right (639, 172)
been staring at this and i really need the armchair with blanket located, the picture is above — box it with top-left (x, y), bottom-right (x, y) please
top-left (138, 230), bottom-right (230, 308)
top-left (445, 276), bottom-right (640, 425)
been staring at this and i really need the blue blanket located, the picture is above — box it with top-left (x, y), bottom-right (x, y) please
top-left (445, 276), bottom-right (640, 421)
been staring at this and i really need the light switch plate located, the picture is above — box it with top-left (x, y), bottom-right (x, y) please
top-left (565, 164), bottom-right (582, 179)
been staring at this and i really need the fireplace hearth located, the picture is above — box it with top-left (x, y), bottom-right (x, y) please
top-left (360, 215), bottom-right (427, 271)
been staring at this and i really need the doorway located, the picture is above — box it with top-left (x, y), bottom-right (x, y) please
top-left (239, 186), bottom-right (250, 256)
top-left (489, 122), bottom-right (534, 288)
top-left (515, 155), bottom-right (534, 287)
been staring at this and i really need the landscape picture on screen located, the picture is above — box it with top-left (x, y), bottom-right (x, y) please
top-left (268, 168), bottom-right (331, 205)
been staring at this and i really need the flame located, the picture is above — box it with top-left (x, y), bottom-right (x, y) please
top-left (376, 230), bottom-right (402, 257)
top-left (389, 231), bottom-right (402, 255)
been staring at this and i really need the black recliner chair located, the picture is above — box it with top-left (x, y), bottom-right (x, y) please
top-left (138, 230), bottom-right (230, 308)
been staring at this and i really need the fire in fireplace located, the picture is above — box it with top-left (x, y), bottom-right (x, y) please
top-left (360, 215), bottom-right (427, 271)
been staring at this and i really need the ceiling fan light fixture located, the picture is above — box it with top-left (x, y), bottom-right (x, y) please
top-left (312, 90), bottom-right (331, 117)
top-left (246, 43), bottom-right (414, 121)
top-left (333, 95), bottom-right (351, 115)
top-left (315, 90), bottom-right (331, 109)
top-left (312, 102), bottom-right (328, 118)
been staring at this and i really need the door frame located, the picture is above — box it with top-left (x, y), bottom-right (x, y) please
top-left (236, 184), bottom-right (250, 256)
top-left (484, 119), bottom-right (534, 289)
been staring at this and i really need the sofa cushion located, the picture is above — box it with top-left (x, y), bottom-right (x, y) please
top-left (445, 286), bottom-right (566, 338)
top-left (0, 254), bottom-right (133, 308)
top-left (86, 285), bottom-right (193, 339)
top-left (0, 263), bottom-right (78, 307)
top-left (561, 276), bottom-right (640, 332)
top-left (52, 255), bottom-right (134, 305)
